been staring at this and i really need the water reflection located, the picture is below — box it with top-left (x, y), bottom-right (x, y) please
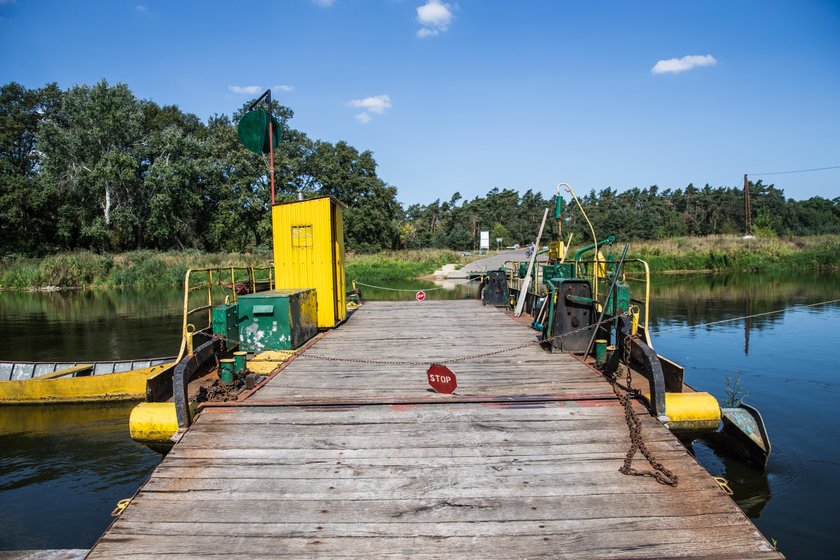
top-left (0, 402), bottom-right (160, 550)
top-left (649, 270), bottom-right (840, 558)
top-left (0, 288), bottom-right (185, 362)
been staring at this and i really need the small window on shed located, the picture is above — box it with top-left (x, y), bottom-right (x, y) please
top-left (291, 225), bottom-right (313, 248)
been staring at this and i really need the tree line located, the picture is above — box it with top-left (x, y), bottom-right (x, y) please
top-left (2, 80), bottom-right (838, 257)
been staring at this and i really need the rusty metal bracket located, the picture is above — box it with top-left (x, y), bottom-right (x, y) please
top-left (173, 335), bottom-right (222, 429)
top-left (621, 319), bottom-right (667, 418)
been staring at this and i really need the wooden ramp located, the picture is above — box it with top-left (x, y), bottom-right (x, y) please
top-left (89, 301), bottom-right (782, 559)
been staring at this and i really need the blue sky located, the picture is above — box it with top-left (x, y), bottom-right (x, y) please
top-left (1, 0), bottom-right (838, 205)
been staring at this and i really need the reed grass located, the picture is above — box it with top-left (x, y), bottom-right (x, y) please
top-left (626, 235), bottom-right (840, 272)
top-left (1, 236), bottom-right (837, 289)
top-left (0, 251), bottom-right (271, 289)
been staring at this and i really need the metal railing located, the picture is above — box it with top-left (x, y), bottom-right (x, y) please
top-left (175, 265), bottom-right (274, 363)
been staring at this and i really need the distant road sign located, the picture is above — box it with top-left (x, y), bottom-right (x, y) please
top-left (427, 364), bottom-right (457, 394)
top-left (416, 291), bottom-right (426, 302)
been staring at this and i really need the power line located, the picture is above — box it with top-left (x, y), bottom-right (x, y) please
top-left (747, 165), bottom-right (840, 176)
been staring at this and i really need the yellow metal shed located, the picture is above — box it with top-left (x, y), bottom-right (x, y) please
top-left (271, 196), bottom-right (347, 329)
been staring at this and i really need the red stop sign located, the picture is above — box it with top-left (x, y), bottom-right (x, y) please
top-left (427, 364), bottom-right (457, 394)
top-left (416, 291), bottom-right (426, 301)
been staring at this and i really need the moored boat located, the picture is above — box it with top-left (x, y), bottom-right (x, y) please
top-left (0, 358), bottom-right (175, 405)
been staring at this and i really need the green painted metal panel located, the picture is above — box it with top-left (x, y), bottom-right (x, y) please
top-left (237, 289), bottom-right (317, 351)
top-left (212, 303), bottom-right (239, 350)
top-left (606, 281), bottom-right (631, 314)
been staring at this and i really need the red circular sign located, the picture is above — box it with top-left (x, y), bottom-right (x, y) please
top-left (427, 364), bottom-right (457, 394)
top-left (416, 291), bottom-right (426, 301)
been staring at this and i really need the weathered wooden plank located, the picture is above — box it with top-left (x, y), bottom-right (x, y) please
top-left (89, 527), bottom-right (779, 559)
top-left (119, 494), bottom-right (744, 524)
top-left (110, 512), bottom-right (754, 538)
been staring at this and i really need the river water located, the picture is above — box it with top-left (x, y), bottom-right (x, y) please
top-left (1, 271), bottom-right (838, 557)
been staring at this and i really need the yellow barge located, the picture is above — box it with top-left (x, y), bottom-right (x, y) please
top-left (0, 359), bottom-right (175, 404)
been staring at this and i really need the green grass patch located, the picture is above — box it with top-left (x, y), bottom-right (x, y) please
top-left (346, 249), bottom-right (466, 283)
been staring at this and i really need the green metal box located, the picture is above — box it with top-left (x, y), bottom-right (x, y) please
top-left (212, 303), bottom-right (239, 350)
top-left (237, 289), bottom-right (318, 351)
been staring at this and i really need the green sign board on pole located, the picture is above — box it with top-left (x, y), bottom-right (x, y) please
top-left (237, 109), bottom-right (281, 154)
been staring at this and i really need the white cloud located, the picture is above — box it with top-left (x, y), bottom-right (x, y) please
top-left (348, 95), bottom-right (391, 114)
top-left (228, 85), bottom-right (263, 95)
top-left (347, 94), bottom-right (392, 123)
top-left (416, 0), bottom-right (453, 38)
top-left (652, 54), bottom-right (718, 75)
top-left (312, 0), bottom-right (335, 6)
top-left (272, 84), bottom-right (294, 93)
top-left (135, 4), bottom-right (147, 12)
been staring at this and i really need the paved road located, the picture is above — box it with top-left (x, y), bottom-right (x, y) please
top-left (447, 250), bottom-right (546, 278)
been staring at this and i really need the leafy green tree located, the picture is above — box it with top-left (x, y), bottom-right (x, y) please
top-left (0, 82), bottom-right (62, 255)
top-left (448, 226), bottom-right (473, 250)
top-left (491, 222), bottom-right (509, 248)
top-left (38, 80), bottom-right (145, 251)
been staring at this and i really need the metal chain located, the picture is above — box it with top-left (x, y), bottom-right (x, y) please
top-left (299, 314), bottom-right (625, 366)
top-left (610, 331), bottom-right (679, 487)
top-left (353, 278), bottom-right (478, 293)
top-left (211, 309), bottom-right (677, 485)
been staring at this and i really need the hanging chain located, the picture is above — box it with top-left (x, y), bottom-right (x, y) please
top-left (211, 308), bottom-right (678, 486)
top-left (610, 331), bottom-right (679, 486)
top-left (298, 314), bottom-right (625, 366)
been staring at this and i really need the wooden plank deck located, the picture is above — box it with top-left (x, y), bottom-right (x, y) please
top-left (89, 300), bottom-right (782, 559)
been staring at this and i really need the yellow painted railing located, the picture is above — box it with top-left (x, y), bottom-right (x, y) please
top-left (176, 265), bottom-right (274, 363)
top-left (620, 258), bottom-right (653, 348)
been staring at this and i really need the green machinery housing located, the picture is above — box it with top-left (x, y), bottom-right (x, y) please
top-left (212, 288), bottom-right (318, 352)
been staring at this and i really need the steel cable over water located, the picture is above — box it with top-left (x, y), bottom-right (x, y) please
top-left (652, 298), bottom-right (840, 334)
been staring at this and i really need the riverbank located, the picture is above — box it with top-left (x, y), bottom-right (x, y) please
top-left (0, 249), bottom-right (469, 290)
top-left (1, 235), bottom-right (837, 289)
top-left (629, 234), bottom-right (840, 272)
top-left (0, 251), bottom-right (270, 290)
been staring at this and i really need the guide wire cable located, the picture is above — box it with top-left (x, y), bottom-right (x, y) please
top-left (353, 278), bottom-right (478, 292)
top-left (652, 298), bottom-right (840, 334)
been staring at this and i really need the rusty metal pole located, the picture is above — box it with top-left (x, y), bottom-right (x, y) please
top-left (268, 90), bottom-right (275, 206)
top-left (744, 174), bottom-right (751, 235)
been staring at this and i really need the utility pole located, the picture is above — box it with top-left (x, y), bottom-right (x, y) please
top-left (743, 174), bottom-right (752, 236)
